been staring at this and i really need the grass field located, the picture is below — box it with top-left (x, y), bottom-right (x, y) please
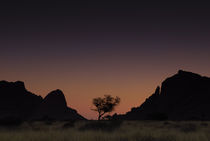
top-left (0, 120), bottom-right (210, 141)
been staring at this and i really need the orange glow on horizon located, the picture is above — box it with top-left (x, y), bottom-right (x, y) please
top-left (2, 68), bottom-right (210, 119)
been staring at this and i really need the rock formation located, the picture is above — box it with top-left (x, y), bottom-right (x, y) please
top-left (0, 81), bottom-right (85, 120)
top-left (0, 81), bottom-right (42, 119)
top-left (113, 70), bottom-right (210, 120)
top-left (33, 89), bottom-right (85, 120)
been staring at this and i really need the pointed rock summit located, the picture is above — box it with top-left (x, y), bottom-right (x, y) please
top-left (114, 70), bottom-right (210, 120)
top-left (0, 81), bottom-right (85, 120)
top-left (42, 89), bottom-right (67, 108)
top-left (34, 89), bottom-right (85, 120)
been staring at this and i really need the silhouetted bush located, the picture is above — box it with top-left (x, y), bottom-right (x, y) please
top-left (38, 116), bottom-right (55, 125)
top-left (0, 117), bottom-right (23, 127)
top-left (78, 120), bottom-right (123, 132)
top-left (163, 121), bottom-right (171, 125)
top-left (45, 120), bottom-right (53, 125)
top-left (62, 120), bottom-right (76, 129)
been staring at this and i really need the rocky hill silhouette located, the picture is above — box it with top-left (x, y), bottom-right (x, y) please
top-left (113, 70), bottom-right (210, 120)
top-left (33, 89), bottom-right (85, 120)
top-left (0, 81), bottom-right (85, 120)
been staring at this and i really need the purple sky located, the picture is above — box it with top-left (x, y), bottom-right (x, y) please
top-left (1, 1), bottom-right (210, 119)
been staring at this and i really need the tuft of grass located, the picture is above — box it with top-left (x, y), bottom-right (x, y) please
top-left (179, 123), bottom-right (198, 133)
top-left (200, 122), bottom-right (208, 127)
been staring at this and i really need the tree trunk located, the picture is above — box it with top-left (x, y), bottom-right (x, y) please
top-left (98, 114), bottom-right (102, 120)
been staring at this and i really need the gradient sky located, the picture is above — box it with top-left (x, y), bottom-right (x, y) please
top-left (1, 1), bottom-right (210, 119)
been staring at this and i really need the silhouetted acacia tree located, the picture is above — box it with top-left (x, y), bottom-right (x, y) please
top-left (92, 95), bottom-right (120, 120)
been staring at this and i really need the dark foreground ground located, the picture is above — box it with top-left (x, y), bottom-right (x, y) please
top-left (0, 120), bottom-right (209, 141)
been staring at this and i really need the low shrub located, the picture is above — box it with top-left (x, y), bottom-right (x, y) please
top-left (62, 120), bottom-right (76, 129)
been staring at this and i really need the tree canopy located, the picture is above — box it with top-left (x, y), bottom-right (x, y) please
top-left (92, 95), bottom-right (120, 120)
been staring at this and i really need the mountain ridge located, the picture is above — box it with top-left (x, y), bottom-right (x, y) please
top-left (113, 70), bottom-right (210, 120)
top-left (0, 81), bottom-right (86, 120)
